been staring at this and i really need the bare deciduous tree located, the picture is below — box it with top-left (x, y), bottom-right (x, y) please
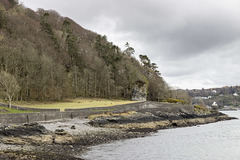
top-left (0, 71), bottom-right (20, 108)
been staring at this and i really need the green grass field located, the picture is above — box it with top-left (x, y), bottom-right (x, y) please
top-left (12, 98), bottom-right (137, 111)
top-left (0, 107), bottom-right (37, 114)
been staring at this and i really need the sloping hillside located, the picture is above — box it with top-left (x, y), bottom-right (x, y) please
top-left (0, 0), bottom-right (171, 102)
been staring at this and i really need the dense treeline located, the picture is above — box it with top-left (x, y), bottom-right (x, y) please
top-left (0, 0), bottom-right (171, 102)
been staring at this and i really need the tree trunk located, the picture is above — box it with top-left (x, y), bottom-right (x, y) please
top-left (8, 95), bottom-right (12, 109)
top-left (94, 72), bottom-right (97, 98)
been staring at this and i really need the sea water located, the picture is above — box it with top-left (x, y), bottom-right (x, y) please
top-left (82, 111), bottom-right (240, 160)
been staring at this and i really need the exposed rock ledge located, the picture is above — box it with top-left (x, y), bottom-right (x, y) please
top-left (88, 109), bottom-right (236, 132)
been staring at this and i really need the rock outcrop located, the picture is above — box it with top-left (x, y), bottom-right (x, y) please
top-left (131, 80), bottom-right (147, 101)
top-left (88, 104), bottom-right (237, 132)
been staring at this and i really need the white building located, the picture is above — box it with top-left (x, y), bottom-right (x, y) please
top-left (233, 93), bottom-right (239, 96)
top-left (211, 90), bottom-right (217, 93)
top-left (212, 101), bottom-right (218, 107)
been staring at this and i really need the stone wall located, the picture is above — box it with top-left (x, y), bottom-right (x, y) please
top-left (65, 102), bottom-right (146, 112)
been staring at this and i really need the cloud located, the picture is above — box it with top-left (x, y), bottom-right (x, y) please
top-left (20, 0), bottom-right (240, 89)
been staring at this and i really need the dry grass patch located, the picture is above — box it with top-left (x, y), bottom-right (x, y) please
top-left (12, 98), bottom-right (137, 111)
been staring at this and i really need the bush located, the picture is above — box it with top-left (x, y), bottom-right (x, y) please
top-left (162, 98), bottom-right (185, 104)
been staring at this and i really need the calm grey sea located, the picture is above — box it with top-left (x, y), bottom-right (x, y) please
top-left (81, 111), bottom-right (240, 160)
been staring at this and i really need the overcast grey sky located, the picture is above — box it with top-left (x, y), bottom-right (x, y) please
top-left (19, 0), bottom-right (240, 89)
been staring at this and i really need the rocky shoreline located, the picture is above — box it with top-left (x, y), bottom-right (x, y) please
top-left (0, 121), bottom-right (149, 159)
top-left (0, 104), bottom-right (237, 159)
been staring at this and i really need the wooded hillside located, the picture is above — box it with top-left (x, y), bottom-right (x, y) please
top-left (188, 86), bottom-right (240, 108)
top-left (0, 0), bottom-right (171, 102)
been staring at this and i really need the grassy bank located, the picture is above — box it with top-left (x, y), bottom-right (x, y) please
top-left (12, 98), bottom-right (137, 111)
top-left (0, 107), bottom-right (37, 114)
